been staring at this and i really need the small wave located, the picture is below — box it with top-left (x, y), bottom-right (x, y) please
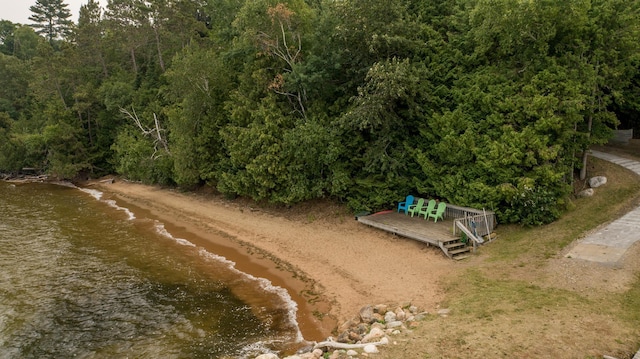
top-left (153, 222), bottom-right (196, 247)
top-left (76, 187), bottom-right (137, 220)
top-left (197, 249), bottom-right (303, 343)
top-left (254, 277), bottom-right (303, 342)
top-left (103, 200), bottom-right (136, 220)
top-left (78, 188), bottom-right (103, 201)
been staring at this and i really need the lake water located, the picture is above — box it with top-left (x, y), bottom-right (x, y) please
top-left (0, 181), bottom-right (303, 358)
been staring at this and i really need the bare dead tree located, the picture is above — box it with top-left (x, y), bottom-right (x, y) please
top-left (120, 107), bottom-right (170, 159)
top-left (257, 4), bottom-right (308, 119)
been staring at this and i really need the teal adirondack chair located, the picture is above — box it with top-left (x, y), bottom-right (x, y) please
top-left (428, 202), bottom-right (447, 222)
top-left (408, 198), bottom-right (426, 217)
top-left (418, 199), bottom-right (436, 219)
top-left (397, 195), bottom-right (415, 214)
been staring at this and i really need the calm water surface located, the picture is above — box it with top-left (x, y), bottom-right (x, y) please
top-left (0, 182), bottom-right (301, 358)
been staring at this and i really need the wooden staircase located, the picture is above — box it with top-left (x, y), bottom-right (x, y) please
top-left (439, 238), bottom-right (471, 260)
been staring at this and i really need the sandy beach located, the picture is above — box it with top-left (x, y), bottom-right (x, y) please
top-left (90, 179), bottom-right (456, 341)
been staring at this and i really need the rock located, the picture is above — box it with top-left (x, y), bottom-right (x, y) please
top-left (363, 344), bottom-right (379, 354)
top-left (296, 344), bottom-right (314, 354)
top-left (589, 176), bottom-right (607, 188)
top-left (338, 318), bottom-right (359, 333)
top-left (384, 311), bottom-right (396, 323)
top-left (346, 349), bottom-right (358, 356)
top-left (386, 320), bottom-right (403, 329)
top-left (337, 331), bottom-right (350, 343)
top-left (437, 308), bottom-right (450, 317)
top-left (408, 305), bottom-right (419, 314)
top-left (348, 331), bottom-right (362, 342)
top-left (370, 322), bottom-right (385, 330)
top-left (394, 307), bottom-right (406, 321)
top-left (372, 313), bottom-right (384, 323)
top-left (373, 304), bottom-right (387, 314)
top-left (379, 337), bottom-right (389, 345)
top-left (359, 306), bottom-right (374, 324)
top-left (329, 351), bottom-right (344, 359)
top-left (312, 348), bottom-right (324, 358)
top-left (356, 323), bottom-right (369, 334)
top-left (414, 312), bottom-right (428, 321)
top-left (578, 188), bottom-right (595, 197)
top-left (256, 354), bottom-right (279, 359)
top-left (400, 301), bottom-right (412, 308)
top-left (283, 356), bottom-right (303, 359)
top-left (361, 327), bottom-right (385, 343)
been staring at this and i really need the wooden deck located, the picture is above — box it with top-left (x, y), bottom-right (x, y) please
top-left (356, 210), bottom-right (456, 247)
top-left (357, 203), bottom-right (497, 260)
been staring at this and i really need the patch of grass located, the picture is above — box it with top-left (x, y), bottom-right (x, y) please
top-left (619, 274), bottom-right (640, 324)
top-left (444, 269), bottom-right (591, 316)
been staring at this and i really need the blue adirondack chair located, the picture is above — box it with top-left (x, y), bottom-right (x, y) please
top-left (397, 195), bottom-right (415, 214)
top-left (428, 202), bottom-right (447, 222)
top-left (408, 198), bottom-right (426, 217)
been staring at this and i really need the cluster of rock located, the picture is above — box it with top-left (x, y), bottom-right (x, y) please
top-left (578, 176), bottom-right (607, 197)
top-left (255, 303), bottom-right (433, 359)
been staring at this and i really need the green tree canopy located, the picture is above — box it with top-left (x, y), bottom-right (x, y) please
top-left (0, 0), bottom-right (638, 224)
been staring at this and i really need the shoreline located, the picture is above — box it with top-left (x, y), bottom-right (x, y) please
top-left (99, 189), bottom-right (335, 342)
top-left (88, 179), bottom-right (455, 341)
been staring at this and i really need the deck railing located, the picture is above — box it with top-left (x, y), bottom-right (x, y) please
top-left (454, 220), bottom-right (482, 252)
top-left (446, 204), bottom-right (497, 242)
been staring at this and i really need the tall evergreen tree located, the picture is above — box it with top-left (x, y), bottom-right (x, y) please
top-left (28, 0), bottom-right (74, 44)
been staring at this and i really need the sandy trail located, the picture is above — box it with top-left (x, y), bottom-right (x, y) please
top-left (91, 180), bottom-right (453, 340)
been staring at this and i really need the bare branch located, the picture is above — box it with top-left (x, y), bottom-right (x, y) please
top-left (120, 107), bottom-right (171, 159)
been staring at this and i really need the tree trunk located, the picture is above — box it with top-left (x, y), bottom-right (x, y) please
top-left (579, 114), bottom-right (593, 181)
top-left (153, 26), bottom-right (165, 72)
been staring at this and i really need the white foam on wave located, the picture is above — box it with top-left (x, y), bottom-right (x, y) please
top-left (76, 187), bottom-right (136, 220)
top-left (153, 222), bottom-right (196, 247)
top-left (78, 187), bottom-right (103, 201)
top-left (198, 248), bottom-right (304, 343)
top-left (103, 199), bottom-right (136, 220)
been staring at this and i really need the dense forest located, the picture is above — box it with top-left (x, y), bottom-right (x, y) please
top-left (0, 0), bottom-right (639, 225)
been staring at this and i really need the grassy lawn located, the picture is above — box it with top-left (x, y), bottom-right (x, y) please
top-left (378, 154), bottom-right (640, 359)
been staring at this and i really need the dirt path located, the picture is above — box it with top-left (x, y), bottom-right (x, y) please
top-left (90, 180), bottom-right (455, 340)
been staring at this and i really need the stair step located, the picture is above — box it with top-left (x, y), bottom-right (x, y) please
top-left (453, 254), bottom-right (471, 260)
top-left (448, 247), bottom-right (471, 255)
top-left (443, 239), bottom-right (464, 246)
top-left (444, 242), bottom-right (466, 250)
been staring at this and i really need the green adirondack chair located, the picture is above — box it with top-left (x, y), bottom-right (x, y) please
top-left (418, 199), bottom-right (436, 219)
top-left (407, 198), bottom-right (425, 217)
top-left (428, 202), bottom-right (447, 222)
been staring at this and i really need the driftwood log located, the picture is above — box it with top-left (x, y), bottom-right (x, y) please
top-left (313, 337), bottom-right (388, 350)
